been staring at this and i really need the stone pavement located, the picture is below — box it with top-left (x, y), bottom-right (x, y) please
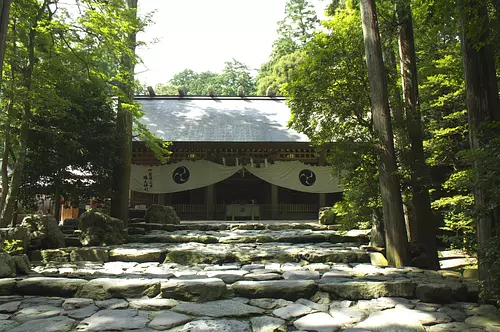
top-left (0, 220), bottom-right (497, 332)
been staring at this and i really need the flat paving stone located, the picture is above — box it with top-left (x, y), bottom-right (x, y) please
top-left (0, 320), bottom-right (19, 332)
top-left (10, 316), bottom-right (75, 332)
top-left (12, 305), bottom-right (63, 323)
top-left (0, 300), bottom-right (20, 312)
top-left (148, 310), bottom-right (192, 330)
top-left (77, 309), bottom-right (149, 331)
top-left (178, 319), bottom-right (251, 332)
top-left (172, 299), bottom-right (264, 318)
top-left (250, 316), bottom-right (286, 332)
top-left (273, 303), bottom-right (312, 320)
top-left (63, 304), bottom-right (99, 319)
top-left (293, 312), bottom-right (341, 332)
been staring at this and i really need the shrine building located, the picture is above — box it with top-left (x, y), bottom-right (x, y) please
top-left (130, 96), bottom-right (343, 220)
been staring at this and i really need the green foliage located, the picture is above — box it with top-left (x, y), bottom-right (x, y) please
top-left (479, 236), bottom-right (500, 303)
top-left (3, 239), bottom-right (23, 255)
top-left (0, 0), bottom-right (168, 211)
top-left (285, 5), bottom-right (379, 229)
top-left (152, 59), bottom-right (256, 96)
top-left (256, 0), bottom-right (319, 95)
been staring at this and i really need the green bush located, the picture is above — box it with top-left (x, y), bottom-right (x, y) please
top-left (3, 239), bottom-right (24, 255)
top-left (478, 236), bottom-right (500, 303)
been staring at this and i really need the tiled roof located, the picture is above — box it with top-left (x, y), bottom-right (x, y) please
top-left (135, 96), bottom-right (309, 142)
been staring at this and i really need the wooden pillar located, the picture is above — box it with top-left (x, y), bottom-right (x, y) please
top-left (158, 193), bottom-right (167, 206)
top-left (271, 184), bottom-right (279, 219)
top-left (206, 185), bottom-right (214, 220)
top-left (319, 193), bottom-right (326, 208)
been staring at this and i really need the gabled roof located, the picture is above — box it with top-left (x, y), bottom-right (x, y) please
top-left (135, 96), bottom-right (309, 142)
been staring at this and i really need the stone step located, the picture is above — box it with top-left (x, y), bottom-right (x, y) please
top-left (0, 289), bottom-right (494, 332)
top-left (33, 241), bottom-right (370, 266)
top-left (127, 221), bottom-right (340, 232)
top-left (3, 261), bottom-right (479, 304)
top-left (128, 228), bottom-right (369, 245)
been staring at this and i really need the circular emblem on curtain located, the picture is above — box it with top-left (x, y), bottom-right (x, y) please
top-left (299, 169), bottom-right (316, 186)
top-left (172, 166), bottom-right (190, 184)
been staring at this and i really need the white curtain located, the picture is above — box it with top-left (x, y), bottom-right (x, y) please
top-left (131, 160), bottom-right (242, 194)
top-left (244, 161), bottom-right (342, 194)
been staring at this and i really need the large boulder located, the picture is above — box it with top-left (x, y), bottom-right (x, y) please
top-left (145, 204), bottom-right (180, 225)
top-left (318, 207), bottom-right (336, 225)
top-left (0, 251), bottom-right (15, 277)
top-left (20, 214), bottom-right (65, 249)
top-left (78, 210), bottom-right (126, 246)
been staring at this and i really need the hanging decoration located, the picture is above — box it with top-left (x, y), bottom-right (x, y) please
top-left (131, 160), bottom-right (242, 194)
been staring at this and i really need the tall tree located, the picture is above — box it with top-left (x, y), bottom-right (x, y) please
top-left (0, 0), bottom-right (11, 81)
top-left (110, 0), bottom-right (139, 223)
top-left (0, 0), bottom-right (49, 227)
top-left (359, 0), bottom-right (410, 267)
top-left (395, 0), bottom-right (439, 269)
top-left (460, 0), bottom-right (500, 287)
top-left (256, 0), bottom-right (319, 95)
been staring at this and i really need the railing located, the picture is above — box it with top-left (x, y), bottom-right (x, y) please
top-left (170, 203), bottom-right (319, 216)
top-left (279, 204), bottom-right (319, 213)
top-left (171, 204), bottom-right (205, 213)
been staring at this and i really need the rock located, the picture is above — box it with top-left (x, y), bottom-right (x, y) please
top-left (427, 322), bottom-right (479, 332)
top-left (20, 214), bottom-right (65, 249)
top-left (12, 305), bottom-right (63, 323)
top-left (415, 283), bottom-right (453, 304)
top-left (94, 298), bottom-right (128, 309)
top-left (250, 316), bottom-right (286, 332)
top-left (438, 306), bottom-right (468, 322)
top-left (297, 298), bottom-right (329, 312)
top-left (40, 249), bottom-right (69, 263)
top-left (172, 299), bottom-right (264, 318)
top-left (0, 320), bottom-right (19, 331)
top-left (77, 278), bottom-right (160, 300)
top-left (355, 308), bottom-right (425, 332)
top-left (293, 312), bottom-right (341, 332)
top-left (16, 277), bottom-right (87, 297)
top-left (0, 251), bottom-right (15, 277)
top-left (128, 298), bottom-right (178, 310)
top-left (148, 311), bottom-right (192, 330)
top-left (161, 278), bottom-right (226, 302)
top-left (110, 247), bottom-right (165, 262)
top-left (77, 309), bottom-right (149, 331)
top-left (11, 254), bottom-right (30, 274)
top-left (465, 314), bottom-right (500, 331)
top-left (369, 252), bottom-right (389, 267)
top-left (319, 280), bottom-right (416, 300)
top-left (63, 305), bottom-right (99, 319)
top-left (282, 270), bottom-right (320, 280)
top-left (273, 303), bottom-right (312, 320)
top-left (69, 247), bottom-right (109, 262)
top-left (10, 316), bottom-right (75, 332)
top-left (319, 207), bottom-right (336, 225)
top-left (0, 300), bottom-right (20, 313)
top-left (0, 227), bottom-right (29, 254)
top-left (145, 204), bottom-right (180, 225)
top-left (62, 298), bottom-right (94, 310)
top-left (414, 302), bottom-right (441, 312)
top-left (165, 248), bottom-right (236, 265)
top-left (78, 210), bottom-right (126, 246)
top-left (178, 319), bottom-right (251, 332)
top-left (232, 280), bottom-right (318, 301)
top-left (329, 307), bottom-right (368, 326)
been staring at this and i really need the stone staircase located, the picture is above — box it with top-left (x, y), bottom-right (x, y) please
top-left (0, 220), bottom-right (493, 332)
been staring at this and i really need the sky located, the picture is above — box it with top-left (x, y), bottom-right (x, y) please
top-left (135, 0), bottom-right (327, 86)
